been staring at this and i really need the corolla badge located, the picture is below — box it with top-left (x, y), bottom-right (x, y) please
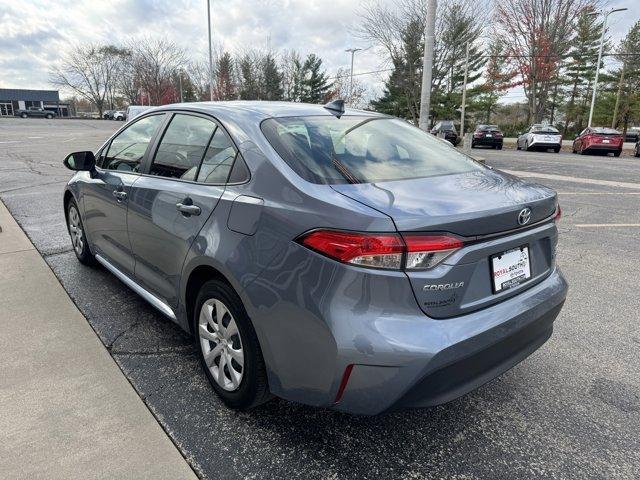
top-left (518, 207), bottom-right (532, 226)
top-left (423, 282), bottom-right (464, 292)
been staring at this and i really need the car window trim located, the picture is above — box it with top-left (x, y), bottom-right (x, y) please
top-left (95, 112), bottom-right (167, 175)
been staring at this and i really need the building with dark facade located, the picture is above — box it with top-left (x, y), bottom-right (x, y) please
top-left (0, 88), bottom-right (72, 117)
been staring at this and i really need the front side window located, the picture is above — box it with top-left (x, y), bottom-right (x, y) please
top-left (261, 116), bottom-right (483, 185)
top-left (150, 114), bottom-right (217, 180)
top-left (102, 114), bottom-right (164, 171)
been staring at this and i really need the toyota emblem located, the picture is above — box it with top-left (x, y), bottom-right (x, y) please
top-left (518, 207), bottom-right (532, 226)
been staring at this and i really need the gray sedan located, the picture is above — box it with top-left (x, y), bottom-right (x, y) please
top-left (62, 101), bottom-right (567, 415)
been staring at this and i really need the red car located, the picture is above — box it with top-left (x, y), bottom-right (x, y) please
top-left (572, 127), bottom-right (623, 157)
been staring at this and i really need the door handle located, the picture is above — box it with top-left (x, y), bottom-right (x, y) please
top-left (176, 202), bottom-right (201, 216)
top-left (112, 190), bottom-right (127, 201)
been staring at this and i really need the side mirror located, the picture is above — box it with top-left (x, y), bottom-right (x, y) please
top-left (63, 151), bottom-right (95, 171)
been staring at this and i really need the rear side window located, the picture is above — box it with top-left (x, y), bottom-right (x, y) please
top-left (196, 128), bottom-right (238, 184)
top-left (261, 116), bottom-right (483, 185)
top-left (150, 114), bottom-right (216, 180)
top-left (102, 114), bottom-right (164, 171)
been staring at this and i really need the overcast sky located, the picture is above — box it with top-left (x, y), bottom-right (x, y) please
top-left (1, 0), bottom-right (639, 103)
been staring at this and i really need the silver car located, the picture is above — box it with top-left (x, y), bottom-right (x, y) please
top-left (62, 101), bottom-right (568, 415)
top-left (517, 124), bottom-right (563, 153)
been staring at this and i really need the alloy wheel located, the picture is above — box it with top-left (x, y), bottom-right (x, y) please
top-left (68, 205), bottom-right (84, 256)
top-left (198, 298), bottom-right (244, 391)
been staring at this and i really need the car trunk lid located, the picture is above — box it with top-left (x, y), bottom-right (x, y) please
top-left (331, 169), bottom-right (559, 318)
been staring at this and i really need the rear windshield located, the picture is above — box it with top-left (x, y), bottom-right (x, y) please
top-left (531, 125), bottom-right (559, 134)
top-left (261, 116), bottom-right (484, 185)
top-left (477, 125), bottom-right (500, 131)
top-left (592, 127), bottom-right (620, 135)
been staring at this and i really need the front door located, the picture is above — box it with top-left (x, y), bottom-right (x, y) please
top-left (127, 112), bottom-right (238, 308)
top-left (82, 113), bottom-right (166, 275)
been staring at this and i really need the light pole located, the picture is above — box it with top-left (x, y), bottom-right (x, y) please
top-left (178, 70), bottom-right (184, 103)
top-left (587, 7), bottom-right (627, 127)
top-left (419, 0), bottom-right (437, 131)
top-left (345, 48), bottom-right (362, 105)
top-left (207, 0), bottom-right (214, 101)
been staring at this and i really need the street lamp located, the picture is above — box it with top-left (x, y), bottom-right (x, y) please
top-left (586, 6), bottom-right (627, 127)
top-left (207, 0), bottom-right (214, 101)
top-left (345, 48), bottom-right (362, 105)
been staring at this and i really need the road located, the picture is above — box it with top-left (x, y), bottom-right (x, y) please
top-left (1, 118), bottom-right (639, 479)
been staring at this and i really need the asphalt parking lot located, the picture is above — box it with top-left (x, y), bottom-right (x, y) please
top-left (1, 117), bottom-right (639, 479)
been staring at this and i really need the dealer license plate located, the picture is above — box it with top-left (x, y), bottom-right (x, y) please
top-left (491, 246), bottom-right (531, 292)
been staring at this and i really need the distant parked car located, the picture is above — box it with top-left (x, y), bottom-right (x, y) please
top-left (472, 125), bottom-right (503, 149)
top-left (430, 120), bottom-right (459, 146)
top-left (573, 127), bottom-right (623, 157)
top-left (15, 107), bottom-right (57, 119)
top-left (113, 110), bottom-right (125, 121)
top-left (103, 110), bottom-right (115, 120)
top-left (634, 138), bottom-right (640, 157)
top-left (516, 125), bottom-right (562, 153)
top-left (624, 127), bottom-right (639, 143)
top-left (126, 105), bottom-right (153, 121)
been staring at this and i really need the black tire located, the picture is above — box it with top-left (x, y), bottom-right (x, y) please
top-left (194, 279), bottom-right (271, 410)
top-left (516, 142), bottom-right (521, 151)
top-left (20, 113), bottom-right (27, 118)
top-left (497, 144), bottom-right (503, 150)
top-left (66, 199), bottom-right (97, 266)
top-left (46, 114), bottom-right (53, 119)
top-left (635, 145), bottom-right (640, 158)
top-left (614, 149), bottom-right (621, 158)
top-left (554, 147), bottom-right (560, 153)
top-left (471, 142), bottom-right (476, 149)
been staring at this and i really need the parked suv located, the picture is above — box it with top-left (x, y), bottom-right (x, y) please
top-left (62, 101), bottom-right (567, 415)
top-left (430, 120), bottom-right (460, 145)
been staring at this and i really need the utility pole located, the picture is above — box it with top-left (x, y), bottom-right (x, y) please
top-left (611, 61), bottom-right (625, 128)
top-left (207, 0), bottom-right (214, 101)
top-left (459, 41), bottom-right (470, 139)
top-left (419, 0), bottom-right (437, 131)
top-left (587, 7), bottom-right (627, 127)
top-left (345, 48), bottom-right (362, 105)
top-left (179, 70), bottom-right (184, 103)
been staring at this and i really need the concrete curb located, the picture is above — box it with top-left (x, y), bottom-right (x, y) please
top-left (0, 200), bottom-right (197, 480)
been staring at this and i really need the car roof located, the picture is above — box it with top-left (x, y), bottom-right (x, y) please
top-left (145, 101), bottom-right (388, 122)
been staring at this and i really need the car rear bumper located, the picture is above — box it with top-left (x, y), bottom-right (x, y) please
top-left (585, 144), bottom-right (622, 152)
top-left (473, 138), bottom-right (503, 146)
top-left (529, 141), bottom-right (561, 149)
top-left (331, 267), bottom-right (568, 415)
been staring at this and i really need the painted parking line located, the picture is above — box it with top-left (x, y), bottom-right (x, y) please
top-left (502, 169), bottom-right (640, 190)
top-left (557, 192), bottom-right (640, 195)
top-left (574, 224), bottom-right (640, 228)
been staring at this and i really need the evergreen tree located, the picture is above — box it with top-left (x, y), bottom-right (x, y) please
top-left (611, 21), bottom-right (640, 136)
top-left (238, 54), bottom-right (261, 100)
top-left (214, 52), bottom-right (235, 100)
top-left (262, 53), bottom-right (283, 100)
top-left (562, 11), bottom-right (606, 135)
top-left (301, 54), bottom-right (332, 103)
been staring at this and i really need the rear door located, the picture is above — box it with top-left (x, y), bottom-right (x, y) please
top-left (82, 113), bottom-right (166, 275)
top-left (127, 112), bottom-right (238, 308)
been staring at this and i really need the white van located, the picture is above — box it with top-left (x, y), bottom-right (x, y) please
top-left (125, 105), bottom-right (154, 121)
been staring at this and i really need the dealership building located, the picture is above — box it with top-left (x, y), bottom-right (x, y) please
top-left (0, 88), bottom-right (72, 117)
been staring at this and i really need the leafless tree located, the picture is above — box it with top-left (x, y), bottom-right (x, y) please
top-left (327, 67), bottom-right (370, 109)
top-left (125, 37), bottom-right (188, 105)
top-left (49, 44), bottom-right (123, 116)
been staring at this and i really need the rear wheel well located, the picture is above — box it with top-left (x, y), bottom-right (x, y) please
top-left (185, 265), bottom-right (233, 334)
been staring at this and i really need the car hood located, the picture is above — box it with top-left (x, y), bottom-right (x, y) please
top-left (331, 169), bottom-right (557, 236)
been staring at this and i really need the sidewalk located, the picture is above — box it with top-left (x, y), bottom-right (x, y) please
top-left (0, 201), bottom-right (197, 479)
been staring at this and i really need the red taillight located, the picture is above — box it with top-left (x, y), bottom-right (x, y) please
top-left (554, 204), bottom-right (562, 222)
top-left (299, 230), bottom-right (404, 269)
top-left (298, 230), bottom-right (463, 270)
top-left (403, 234), bottom-right (464, 270)
top-left (474, 132), bottom-right (483, 138)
